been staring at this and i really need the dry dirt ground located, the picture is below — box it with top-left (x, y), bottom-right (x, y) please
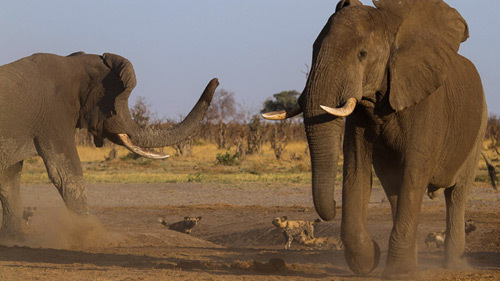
top-left (0, 182), bottom-right (499, 280)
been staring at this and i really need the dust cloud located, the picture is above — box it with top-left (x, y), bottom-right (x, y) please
top-left (0, 207), bottom-right (124, 250)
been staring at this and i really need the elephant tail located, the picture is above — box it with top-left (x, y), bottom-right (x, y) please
top-left (487, 165), bottom-right (498, 191)
top-left (482, 152), bottom-right (498, 191)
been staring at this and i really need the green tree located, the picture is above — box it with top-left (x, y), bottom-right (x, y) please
top-left (261, 90), bottom-right (300, 113)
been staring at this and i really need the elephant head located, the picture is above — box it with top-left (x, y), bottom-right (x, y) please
top-left (75, 52), bottom-right (219, 157)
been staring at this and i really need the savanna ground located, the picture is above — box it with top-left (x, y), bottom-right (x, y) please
top-left (0, 143), bottom-right (499, 280)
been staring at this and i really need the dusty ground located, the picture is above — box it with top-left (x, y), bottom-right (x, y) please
top-left (0, 182), bottom-right (499, 280)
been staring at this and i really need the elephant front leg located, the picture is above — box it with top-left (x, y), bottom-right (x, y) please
top-left (382, 168), bottom-right (428, 279)
top-left (36, 138), bottom-right (89, 216)
top-left (0, 161), bottom-right (24, 236)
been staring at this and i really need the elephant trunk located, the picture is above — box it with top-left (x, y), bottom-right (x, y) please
top-left (304, 115), bottom-right (342, 221)
top-left (116, 78), bottom-right (218, 149)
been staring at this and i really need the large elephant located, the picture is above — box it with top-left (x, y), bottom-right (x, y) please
top-left (263, 0), bottom-right (486, 278)
top-left (0, 51), bottom-right (218, 236)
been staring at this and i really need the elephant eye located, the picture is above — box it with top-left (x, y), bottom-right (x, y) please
top-left (358, 49), bottom-right (368, 60)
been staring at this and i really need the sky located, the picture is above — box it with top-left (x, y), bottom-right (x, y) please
top-left (0, 0), bottom-right (499, 119)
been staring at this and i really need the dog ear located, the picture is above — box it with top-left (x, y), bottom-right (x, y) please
top-left (283, 216), bottom-right (288, 220)
top-left (197, 216), bottom-right (202, 221)
top-left (184, 217), bottom-right (189, 220)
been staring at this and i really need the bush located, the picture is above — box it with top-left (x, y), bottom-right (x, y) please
top-left (187, 173), bottom-right (204, 182)
top-left (120, 152), bottom-right (141, 160)
top-left (216, 152), bottom-right (241, 166)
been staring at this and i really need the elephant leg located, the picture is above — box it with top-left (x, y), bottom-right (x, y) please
top-left (382, 168), bottom-right (428, 278)
top-left (443, 185), bottom-right (468, 269)
top-left (35, 138), bottom-right (89, 216)
top-left (342, 118), bottom-right (380, 275)
top-left (0, 161), bottom-right (24, 235)
top-left (443, 148), bottom-right (480, 268)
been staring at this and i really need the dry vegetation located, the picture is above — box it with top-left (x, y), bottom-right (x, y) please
top-left (22, 142), bottom-right (312, 184)
top-left (23, 100), bottom-right (500, 186)
top-left (20, 139), bottom-right (499, 187)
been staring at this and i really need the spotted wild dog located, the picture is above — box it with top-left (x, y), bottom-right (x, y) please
top-left (23, 207), bottom-right (37, 227)
top-left (300, 235), bottom-right (344, 250)
top-left (272, 216), bottom-right (321, 249)
top-left (425, 230), bottom-right (446, 250)
top-left (425, 219), bottom-right (476, 251)
top-left (159, 216), bottom-right (202, 234)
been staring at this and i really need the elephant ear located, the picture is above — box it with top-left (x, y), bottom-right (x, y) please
top-left (93, 53), bottom-right (140, 133)
top-left (102, 53), bottom-right (137, 97)
top-left (77, 53), bottom-right (138, 134)
top-left (336, 0), bottom-right (363, 12)
top-left (374, 0), bottom-right (469, 111)
top-left (101, 53), bottom-right (138, 113)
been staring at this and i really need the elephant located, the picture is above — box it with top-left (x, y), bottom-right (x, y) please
top-left (262, 0), bottom-right (487, 278)
top-left (0, 51), bottom-right (218, 236)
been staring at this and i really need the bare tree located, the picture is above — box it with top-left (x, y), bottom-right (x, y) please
top-left (130, 96), bottom-right (153, 127)
top-left (269, 121), bottom-right (290, 160)
top-left (204, 89), bottom-right (237, 149)
top-left (246, 114), bottom-right (264, 155)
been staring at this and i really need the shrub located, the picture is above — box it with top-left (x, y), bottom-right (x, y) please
top-left (216, 152), bottom-right (241, 166)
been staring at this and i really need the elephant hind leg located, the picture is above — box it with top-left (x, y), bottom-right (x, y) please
top-left (0, 161), bottom-right (24, 236)
top-left (444, 110), bottom-right (486, 269)
top-left (443, 151), bottom-right (480, 269)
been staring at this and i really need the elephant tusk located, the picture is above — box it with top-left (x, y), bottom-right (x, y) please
top-left (261, 105), bottom-right (302, 120)
top-left (320, 98), bottom-right (357, 117)
top-left (117, 134), bottom-right (170, 159)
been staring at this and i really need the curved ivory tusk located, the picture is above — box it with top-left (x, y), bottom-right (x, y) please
top-left (261, 106), bottom-right (302, 120)
top-left (320, 98), bottom-right (357, 117)
top-left (117, 134), bottom-right (170, 159)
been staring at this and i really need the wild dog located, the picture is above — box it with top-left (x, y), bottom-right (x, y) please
top-left (425, 230), bottom-right (446, 250)
top-left (159, 216), bottom-right (202, 234)
top-left (425, 219), bottom-right (476, 251)
top-left (23, 207), bottom-right (37, 227)
top-left (465, 219), bottom-right (477, 235)
top-left (300, 235), bottom-right (344, 250)
top-left (272, 216), bottom-right (321, 249)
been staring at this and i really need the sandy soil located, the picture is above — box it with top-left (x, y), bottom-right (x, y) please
top-left (0, 182), bottom-right (499, 280)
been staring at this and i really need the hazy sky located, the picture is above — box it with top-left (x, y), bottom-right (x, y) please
top-left (1, 0), bottom-right (498, 118)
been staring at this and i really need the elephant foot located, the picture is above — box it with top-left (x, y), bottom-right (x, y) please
top-left (443, 256), bottom-right (470, 270)
top-left (382, 257), bottom-right (419, 279)
top-left (381, 268), bottom-right (420, 280)
top-left (345, 239), bottom-right (381, 275)
top-left (65, 199), bottom-right (90, 216)
top-left (0, 227), bottom-right (27, 244)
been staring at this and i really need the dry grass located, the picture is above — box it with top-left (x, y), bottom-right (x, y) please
top-left (20, 141), bottom-right (499, 186)
top-left (21, 142), bottom-right (314, 184)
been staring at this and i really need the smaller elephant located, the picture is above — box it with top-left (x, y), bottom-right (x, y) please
top-left (0, 51), bottom-right (218, 236)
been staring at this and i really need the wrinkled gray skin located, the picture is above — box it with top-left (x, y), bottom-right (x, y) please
top-left (0, 52), bottom-right (218, 236)
top-left (296, 0), bottom-right (486, 278)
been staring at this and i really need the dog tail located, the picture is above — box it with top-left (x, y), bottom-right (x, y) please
top-left (482, 152), bottom-right (498, 190)
top-left (158, 218), bottom-right (168, 227)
